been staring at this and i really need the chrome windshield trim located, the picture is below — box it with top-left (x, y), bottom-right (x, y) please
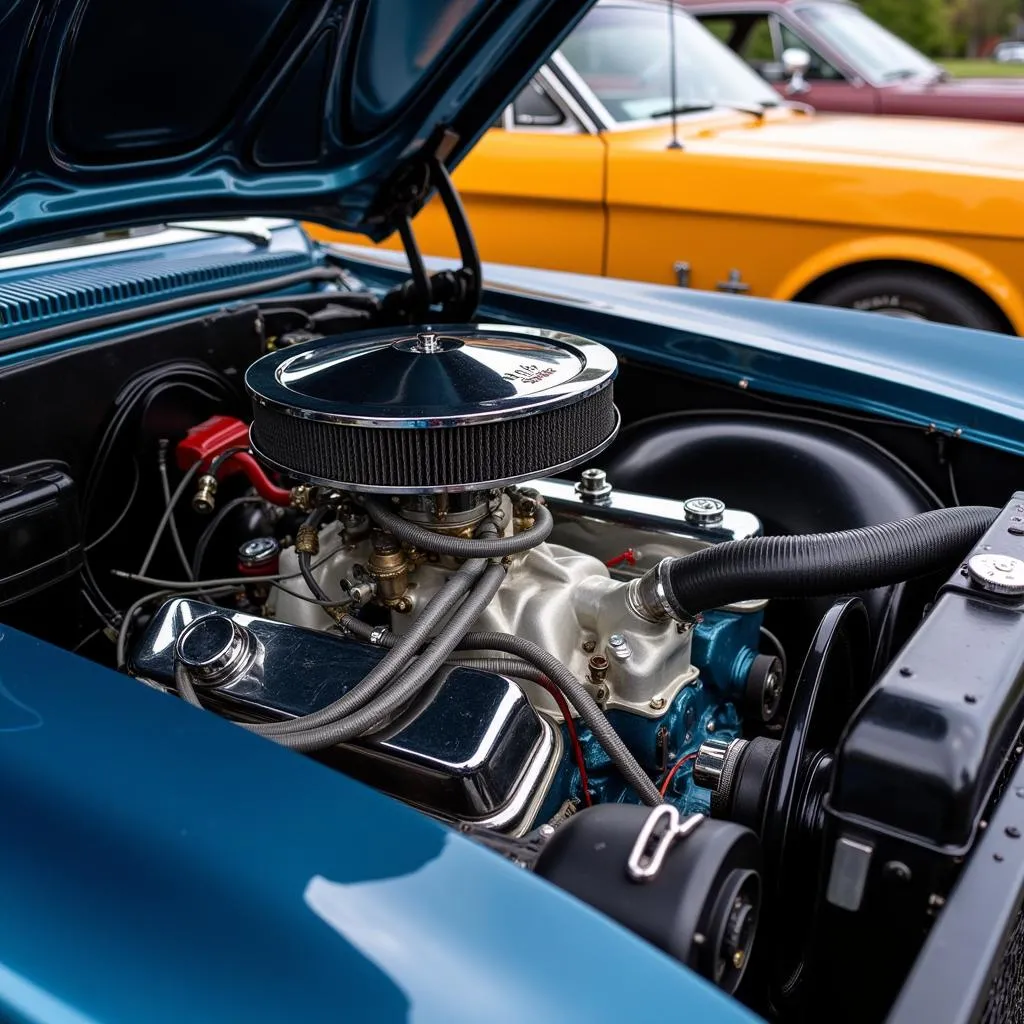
top-left (0, 218), bottom-right (293, 272)
top-left (536, 63), bottom-right (600, 135)
top-left (548, 50), bottom-right (617, 132)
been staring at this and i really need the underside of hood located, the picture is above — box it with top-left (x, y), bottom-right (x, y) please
top-left (0, 0), bottom-right (592, 251)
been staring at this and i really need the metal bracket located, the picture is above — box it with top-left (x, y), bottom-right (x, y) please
top-left (626, 804), bottom-right (704, 882)
top-left (716, 269), bottom-right (751, 295)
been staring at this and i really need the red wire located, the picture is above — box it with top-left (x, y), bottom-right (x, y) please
top-left (660, 751), bottom-right (697, 797)
top-left (531, 674), bottom-right (593, 807)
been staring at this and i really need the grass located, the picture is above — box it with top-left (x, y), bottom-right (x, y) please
top-left (940, 58), bottom-right (1024, 78)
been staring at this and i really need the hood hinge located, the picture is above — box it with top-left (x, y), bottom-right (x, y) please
top-left (377, 128), bottom-right (482, 324)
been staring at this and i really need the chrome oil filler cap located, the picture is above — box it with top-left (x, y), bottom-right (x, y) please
top-left (175, 613), bottom-right (259, 686)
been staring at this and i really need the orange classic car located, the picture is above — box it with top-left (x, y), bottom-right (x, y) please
top-left (309, 0), bottom-right (1024, 333)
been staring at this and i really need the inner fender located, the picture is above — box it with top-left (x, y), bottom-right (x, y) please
top-left (600, 413), bottom-right (937, 671)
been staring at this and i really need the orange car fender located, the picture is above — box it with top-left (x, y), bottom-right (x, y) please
top-left (772, 236), bottom-right (1024, 334)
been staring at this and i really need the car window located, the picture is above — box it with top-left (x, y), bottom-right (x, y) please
top-left (778, 21), bottom-right (844, 80)
top-left (512, 78), bottom-right (567, 127)
top-left (794, 0), bottom-right (938, 82)
top-left (701, 14), bottom-right (779, 72)
top-left (559, 4), bottom-right (779, 123)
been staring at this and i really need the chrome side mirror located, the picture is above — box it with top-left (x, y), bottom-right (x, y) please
top-left (782, 47), bottom-right (811, 95)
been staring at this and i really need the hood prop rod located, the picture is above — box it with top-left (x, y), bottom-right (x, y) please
top-left (382, 131), bottom-right (482, 324)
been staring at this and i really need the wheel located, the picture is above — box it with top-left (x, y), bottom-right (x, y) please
top-left (809, 268), bottom-right (1005, 331)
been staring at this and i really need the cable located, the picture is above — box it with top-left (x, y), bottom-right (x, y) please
top-left (84, 458), bottom-right (140, 552)
top-left (80, 586), bottom-right (119, 630)
top-left (80, 361), bottom-right (239, 614)
top-left (254, 548), bottom-right (488, 736)
top-left (947, 459), bottom-right (962, 506)
top-left (137, 461), bottom-right (202, 577)
top-left (269, 580), bottom-right (358, 608)
top-left (112, 560), bottom-right (332, 590)
top-left (71, 627), bottom-right (106, 654)
top-left (759, 625), bottom-right (788, 687)
top-left (206, 446), bottom-right (250, 479)
top-left (158, 443), bottom-right (195, 581)
top-left (360, 497), bottom-right (553, 558)
top-left (182, 563), bottom-right (509, 752)
top-left (660, 752), bottom-right (697, 797)
top-left (456, 631), bottom-right (663, 806)
top-left (192, 495), bottom-right (268, 578)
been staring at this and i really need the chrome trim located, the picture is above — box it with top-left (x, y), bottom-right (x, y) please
top-left (548, 51), bottom-right (616, 132)
top-left (768, 13), bottom-right (785, 65)
top-left (245, 323), bottom-right (619, 429)
top-left (778, 9), bottom-right (860, 85)
top-left (536, 64), bottom-right (600, 135)
top-left (467, 717), bottom-right (563, 837)
top-left (503, 69), bottom-right (589, 135)
top-left (529, 476), bottom-right (762, 550)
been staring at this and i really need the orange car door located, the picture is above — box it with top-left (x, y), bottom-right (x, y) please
top-left (410, 74), bottom-right (608, 276)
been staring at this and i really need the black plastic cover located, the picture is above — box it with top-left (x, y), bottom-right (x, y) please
top-left (535, 805), bottom-right (761, 993)
top-left (829, 491), bottom-right (1024, 851)
top-left (0, 461), bottom-right (82, 607)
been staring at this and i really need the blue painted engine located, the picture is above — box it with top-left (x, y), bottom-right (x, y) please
top-left (547, 608), bottom-right (764, 818)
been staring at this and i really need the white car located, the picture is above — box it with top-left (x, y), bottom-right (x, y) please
top-left (993, 40), bottom-right (1024, 63)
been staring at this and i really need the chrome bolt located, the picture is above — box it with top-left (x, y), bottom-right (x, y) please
top-left (683, 496), bottom-right (726, 526)
top-left (538, 823), bottom-right (555, 838)
top-left (607, 633), bottom-right (632, 661)
top-left (649, 696), bottom-right (667, 711)
top-left (413, 331), bottom-right (442, 354)
top-left (707, 720), bottom-right (717, 733)
top-left (576, 467), bottom-right (613, 503)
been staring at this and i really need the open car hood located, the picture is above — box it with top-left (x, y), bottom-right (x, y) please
top-left (0, 0), bottom-right (592, 251)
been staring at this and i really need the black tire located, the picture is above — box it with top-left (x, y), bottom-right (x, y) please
top-left (808, 268), bottom-right (1005, 332)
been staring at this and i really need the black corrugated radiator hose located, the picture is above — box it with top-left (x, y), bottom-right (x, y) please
top-left (635, 506), bottom-right (1000, 621)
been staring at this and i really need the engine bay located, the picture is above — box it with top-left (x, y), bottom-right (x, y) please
top-left (5, 301), bottom-right (1024, 1023)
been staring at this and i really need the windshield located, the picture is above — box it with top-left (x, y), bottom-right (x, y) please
top-left (795, 2), bottom-right (938, 82)
top-left (559, 4), bottom-right (779, 123)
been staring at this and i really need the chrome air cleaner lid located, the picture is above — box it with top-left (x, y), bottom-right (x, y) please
top-left (245, 323), bottom-right (619, 493)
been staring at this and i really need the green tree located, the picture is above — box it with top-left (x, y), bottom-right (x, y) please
top-left (949, 0), bottom-right (1020, 55)
top-left (859, 0), bottom-right (952, 55)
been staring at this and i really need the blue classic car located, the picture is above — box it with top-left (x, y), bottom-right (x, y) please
top-left (1, 1), bottom-right (1024, 1023)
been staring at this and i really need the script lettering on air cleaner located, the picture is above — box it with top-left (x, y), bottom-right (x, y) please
top-left (503, 363), bottom-right (557, 385)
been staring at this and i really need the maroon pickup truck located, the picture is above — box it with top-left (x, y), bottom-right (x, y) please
top-left (684, 0), bottom-right (1024, 122)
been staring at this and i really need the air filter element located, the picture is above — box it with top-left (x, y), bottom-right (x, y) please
top-left (245, 323), bottom-right (619, 493)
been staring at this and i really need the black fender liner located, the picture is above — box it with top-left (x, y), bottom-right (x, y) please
top-left (599, 412), bottom-right (938, 670)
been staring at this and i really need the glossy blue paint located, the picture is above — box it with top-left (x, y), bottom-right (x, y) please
top-left (589, 685), bottom-right (741, 813)
top-left (544, 611), bottom-right (757, 815)
top-left (334, 245), bottom-right (1024, 459)
top-left (0, 222), bottom-right (319, 346)
top-left (0, 1), bottom-right (593, 251)
top-left (693, 610), bottom-right (765, 699)
top-left (0, 626), bottom-right (764, 1024)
